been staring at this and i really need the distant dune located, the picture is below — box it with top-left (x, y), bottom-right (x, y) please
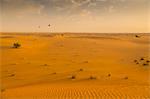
top-left (1, 33), bottom-right (150, 98)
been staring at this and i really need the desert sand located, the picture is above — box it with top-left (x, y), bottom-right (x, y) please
top-left (0, 33), bottom-right (150, 99)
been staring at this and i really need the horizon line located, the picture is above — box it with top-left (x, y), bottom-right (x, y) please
top-left (0, 32), bottom-right (149, 34)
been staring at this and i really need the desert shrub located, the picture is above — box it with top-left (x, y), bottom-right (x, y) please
top-left (43, 64), bottom-right (48, 66)
top-left (1, 89), bottom-right (5, 92)
top-left (143, 63), bottom-right (148, 66)
top-left (71, 75), bottom-right (76, 79)
top-left (79, 68), bottom-right (83, 71)
top-left (140, 58), bottom-right (144, 61)
top-left (13, 42), bottom-right (21, 48)
top-left (89, 76), bottom-right (97, 80)
top-left (124, 76), bottom-right (128, 80)
top-left (8, 74), bottom-right (15, 77)
top-left (146, 60), bottom-right (150, 63)
top-left (108, 74), bottom-right (111, 77)
top-left (83, 61), bottom-right (88, 63)
top-left (135, 35), bottom-right (140, 38)
top-left (52, 72), bottom-right (56, 75)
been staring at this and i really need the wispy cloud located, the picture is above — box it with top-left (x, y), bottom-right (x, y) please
top-left (1, 0), bottom-right (149, 32)
top-left (2, 0), bottom-right (147, 16)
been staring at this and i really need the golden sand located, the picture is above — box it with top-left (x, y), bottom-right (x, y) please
top-left (0, 33), bottom-right (150, 98)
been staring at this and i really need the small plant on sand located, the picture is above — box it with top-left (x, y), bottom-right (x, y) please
top-left (143, 63), bottom-right (148, 66)
top-left (13, 42), bottom-right (21, 48)
top-left (52, 72), bottom-right (56, 75)
top-left (71, 75), bottom-right (76, 79)
top-left (43, 64), bottom-right (48, 66)
top-left (89, 76), bottom-right (97, 80)
top-left (108, 74), bottom-right (111, 77)
top-left (124, 76), bottom-right (128, 80)
top-left (134, 60), bottom-right (139, 64)
top-left (146, 60), bottom-right (150, 63)
top-left (79, 68), bottom-right (83, 71)
top-left (135, 35), bottom-right (140, 38)
top-left (140, 57), bottom-right (144, 61)
top-left (134, 60), bottom-right (137, 62)
top-left (83, 61), bottom-right (88, 63)
top-left (8, 74), bottom-right (15, 77)
top-left (61, 34), bottom-right (64, 37)
top-left (1, 89), bottom-right (5, 92)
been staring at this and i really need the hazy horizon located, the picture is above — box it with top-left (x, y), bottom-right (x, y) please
top-left (1, 0), bottom-right (150, 33)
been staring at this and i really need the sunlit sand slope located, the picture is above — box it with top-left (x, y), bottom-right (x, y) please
top-left (0, 33), bottom-right (150, 99)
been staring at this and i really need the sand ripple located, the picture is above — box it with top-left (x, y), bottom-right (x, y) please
top-left (2, 85), bottom-right (150, 99)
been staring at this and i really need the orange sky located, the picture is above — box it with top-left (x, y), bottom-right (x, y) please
top-left (1, 0), bottom-right (149, 33)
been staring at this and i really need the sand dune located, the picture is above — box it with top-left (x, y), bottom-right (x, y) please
top-left (0, 33), bottom-right (150, 98)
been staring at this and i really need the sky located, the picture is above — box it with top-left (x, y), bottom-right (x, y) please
top-left (0, 0), bottom-right (150, 33)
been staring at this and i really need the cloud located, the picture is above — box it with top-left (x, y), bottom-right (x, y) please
top-left (1, 0), bottom-right (148, 33)
top-left (1, 0), bottom-right (148, 17)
